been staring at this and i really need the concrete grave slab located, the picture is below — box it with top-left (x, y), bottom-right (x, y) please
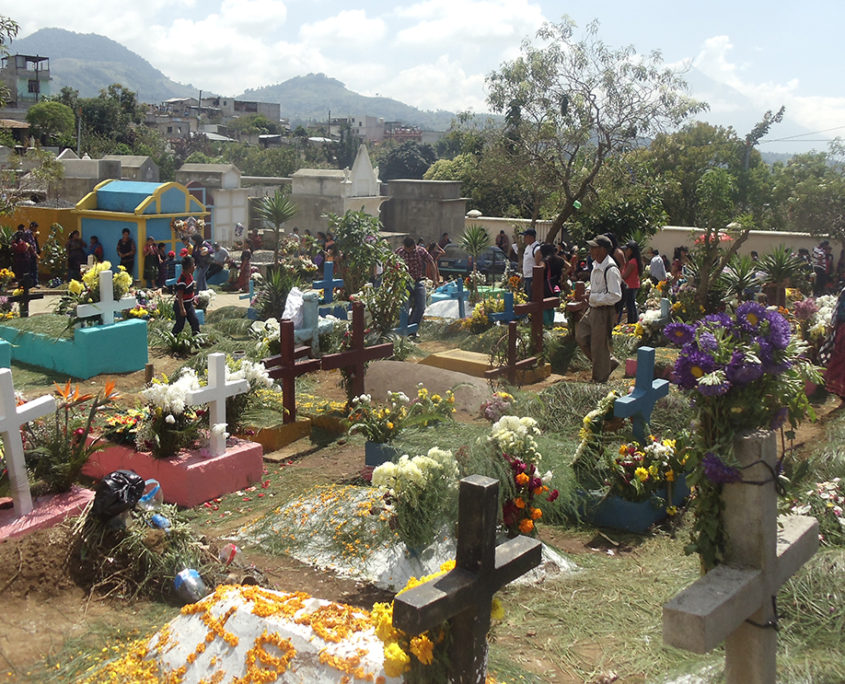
top-left (0, 486), bottom-right (94, 540)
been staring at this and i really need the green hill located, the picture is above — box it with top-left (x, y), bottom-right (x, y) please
top-left (9, 28), bottom-right (197, 102)
top-left (239, 73), bottom-right (456, 130)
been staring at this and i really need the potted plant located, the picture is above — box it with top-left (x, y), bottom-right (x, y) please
top-left (758, 244), bottom-right (805, 308)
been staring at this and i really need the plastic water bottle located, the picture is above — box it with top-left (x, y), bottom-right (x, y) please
top-left (150, 513), bottom-right (171, 531)
top-left (218, 543), bottom-right (239, 566)
top-left (174, 569), bottom-right (207, 604)
top-left (138, 480), bottom-right (163, 511)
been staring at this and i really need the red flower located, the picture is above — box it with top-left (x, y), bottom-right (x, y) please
top-left (546, 489), bottom-right (559, 502)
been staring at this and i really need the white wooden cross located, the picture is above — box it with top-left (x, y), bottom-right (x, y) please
top-left (0, 369), bottom-right (56, 517)
top-left (663, 430), bottom-right (819, 683)
top-left (185, 353), bottom-right (249, 457)
top-left (75, 269), bottom-right (137, 326)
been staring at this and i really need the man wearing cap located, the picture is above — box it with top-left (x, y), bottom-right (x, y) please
top-left (521, 228), bottom-right (542, 295)
top-left (576, 235), bottom-right (623, 382)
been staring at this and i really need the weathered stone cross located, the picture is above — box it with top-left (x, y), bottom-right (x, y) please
top-left (514, 264), bottom-right (559, 356)
top-left (0, 369), bottom-right (56, 517)
top-left (186, 353), bottom-right (250, 457)
top-left (484, 321), bottom-right (537, 386)
top-left (320, 301), bottom-right (393, 401)
top-left (312, 261), bottom-right (344, 304)
top-left (75, 269), bottom-right (136, 326)
top-left (613, 346), bottom-right (669, 444)
top-left (393, 475), bottom-right (542, 684)
top-left (262, 319), bottom-right (321, 424)
top-left (663, 430), bottom-right (819, 683)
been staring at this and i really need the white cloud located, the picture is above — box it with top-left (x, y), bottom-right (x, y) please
top-left (694, 35), bottom-right (845, 140)
top-left (300, 10), bottom-right (386, 45)
top-left (377, 56), bottom-right (487, 112)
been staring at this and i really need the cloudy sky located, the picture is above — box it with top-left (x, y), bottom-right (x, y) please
top-left (10, 0), bottom-right (844, 152)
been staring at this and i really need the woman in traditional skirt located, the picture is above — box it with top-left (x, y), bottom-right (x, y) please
top-left (824, 287), bottom-right (845, 398)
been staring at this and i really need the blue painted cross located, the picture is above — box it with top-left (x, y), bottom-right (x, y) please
top-left (445, 278), bottom-right (466, 319)
top-left (393, 307), bottom-right (419, 337)
top-left (487, 291), bottom-right (522, 324)
top-left (312, 261), bottom-right (344, 304)
top-left (614, 346), bottom-right (669, 444)
top-left (658, 297), bottom-right (671, 324)
top-left (238, 279), bottom-right (256, 320)
top-left (165, 263), bottom-right (182, 288)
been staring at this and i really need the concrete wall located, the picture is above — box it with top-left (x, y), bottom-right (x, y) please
top-left (210, 188), bottom-right (250, 244)
top-left (381, 180), bottom-right (467, 246)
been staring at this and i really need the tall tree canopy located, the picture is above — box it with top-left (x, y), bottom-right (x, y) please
top-left (486, 17), bottom-right (705, 242)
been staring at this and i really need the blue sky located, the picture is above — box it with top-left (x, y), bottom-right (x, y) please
top-left (11, 0), bottom-right (844, 151)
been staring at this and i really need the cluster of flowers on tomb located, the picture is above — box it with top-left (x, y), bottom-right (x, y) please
top-left (136, 370), bottom-right (204, 458)
top-left (170, 216), bottom-right (205, 240)
top-left (610, 435), bottom-right (686, 504)
top-left (0, 295), bottom-right (18, 318)
top-left (126, 289), bottom-right (165, 319)
top-left (574, 389), bottom-right (622, 460)
top-left (103, 407), bottom-right (146, 445)
top-left (789, 478), bottom-right (845, 547)
top-left (195, 288), bottom-right (215, 311)
top-left (372, 447), bottom-right (460, 551)
top-left (461, 296), bottom-right (505, 333)
top-left (0, 267), bottom-right (15, 290)
top-left (249, 316), bottom-right (282, 355)
top-left (612, 322), bottom-right (644, 353)
top-left (22, 380), bottom-right (118, 493)
top-left (665, 303), bottom-right (820, 570)
top-left (348, 385), bottom-right (455, 443)
top-left (488, 416), bottom-right (557, 536)
top-left (479, 391), bottom-right (514, 422)
top-left (56, 261), bottom-right (134, 324)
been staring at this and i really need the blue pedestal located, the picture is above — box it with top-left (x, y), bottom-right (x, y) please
top-left (364, 441), bottom-right (398, 467)
top-left (581, 476), bottom-right (689, 534)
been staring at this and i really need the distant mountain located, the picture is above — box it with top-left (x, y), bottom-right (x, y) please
top-left (9, 28), bottom-right (197, 102)
top-left (239, 74), bottom-right (457, 130)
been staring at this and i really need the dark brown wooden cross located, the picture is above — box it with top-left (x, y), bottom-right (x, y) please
top-left (564, 280), bottom-right (588, 326)
top-left (484, 321), bottom-right (537, 385)
top-left (7, 283), bottom-right (44, 318)
top-left (320, 301), bottom-right (393, 401)
top-left (262, 319), bottom-right (321, 424)
top-left (514, 264), bottom-right (559, 356)
top-left (393, 475), bottom-right (542, 684)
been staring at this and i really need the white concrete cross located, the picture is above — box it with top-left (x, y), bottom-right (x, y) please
top-left (185, 354), bottom-right (249, 457)
top-left (75, 269), bottom-right (137, 326)
top-left (0, 369), bottom-right (56, 517)
top-left (663, 430), bottom-right (819, 683)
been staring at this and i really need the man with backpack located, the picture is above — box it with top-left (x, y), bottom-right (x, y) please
top-left (575, 234), bottom-right (623, 383)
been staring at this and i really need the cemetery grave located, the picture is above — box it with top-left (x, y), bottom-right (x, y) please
top-left (0, 234), bottom-right (843, 683)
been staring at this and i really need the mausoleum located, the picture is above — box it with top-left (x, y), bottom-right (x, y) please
top-left (74, 180), bottom-right (208, 281)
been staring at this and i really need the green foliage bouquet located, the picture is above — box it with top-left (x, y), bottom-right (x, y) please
top-left (355, 251), bottom-right (412, 336)
top-left (371, 447), bottom-right (460, 551)
top-left (665, 303), bottom-right (821, 569)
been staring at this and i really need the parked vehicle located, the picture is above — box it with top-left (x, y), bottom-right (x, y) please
top-left (439, 245), bottom-right (509, 277)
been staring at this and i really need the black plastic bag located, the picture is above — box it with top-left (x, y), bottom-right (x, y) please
top-left (91, 470), bottom-right (146, 520)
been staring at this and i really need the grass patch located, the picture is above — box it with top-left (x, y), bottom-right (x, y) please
top-left (0, 313), bottom-right (73, 338)
top-left (205, 305), bottom-right (250, 323)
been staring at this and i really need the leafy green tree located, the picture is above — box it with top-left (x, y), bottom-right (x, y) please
top-left (26, 101), bottom-right (76, 146)
top-left (380, 141), bottom-right (437, 181)
top-left (254, 189), bottom-right (298, 265)
top-left (486, 17), bottom-right (705, 242)
top-left (327, 210), bottom-right (394, 297)
top-left (0, 15), bottom-right (19, 108)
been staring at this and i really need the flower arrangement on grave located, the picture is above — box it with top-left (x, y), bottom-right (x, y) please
top-left (354, 251), bottom-right (412, 336)
top-left (372, 447), bottom-right (460, 552)
top-left (610, 435), bottom-right (687, 505)
top-left (136, 370), bottom-right (205, 458)
top-left (664, 303), bottom-right (821, 570)
top-left (489, 415), bottom-right (558, 537)
top-left (170, 216), bottom-right (205, 240)
top-left (55, 261), bottom-right (134, 326)
top-left (0, 295), bottom-right (17, 319)
top-left (220, 356), bottom-right (275, 431)
top-left (460, 296), bottom-right (503, 333)
top-left (479, 391), bottom-right (514, 423)
top-left (410, 384), bottom-right (456, 425)
top-left (127, 289), bottom-right (165, 320)
top-left (195, 289), bottom-right (215, 311)
top-left (612, 322), bottom-right (643, 354)
top-left (573, 390), bottom-right (623, 462)
top-left (788, 478), bottom-right (845, 547)
top-left (103, 407), bottom-right (146, 445)
top-left (22, 380), bottom-right (117, 493)
top-left (347, 391), bottom-right (410, 443)
top-left (249, 317), bottom-right (281, 356)
top-left (0, 267), bottom-right (15, 290)
top-left (464, 269), bottom-right (487, 303)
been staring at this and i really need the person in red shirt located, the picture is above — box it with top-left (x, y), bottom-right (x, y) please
top-left (172, 255), bottom-right (201, 335)
top-left (396, 236), bottom-right (435, 328)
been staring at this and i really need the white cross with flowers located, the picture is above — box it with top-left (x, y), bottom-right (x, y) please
top-left (185, 354), bottom-right (249, 457)
top-left (0, 369), bottom-right (56, 517)
top-left (75, 269), bottom-right (136, 326)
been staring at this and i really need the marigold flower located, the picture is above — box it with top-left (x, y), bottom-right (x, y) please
top-left (383, 642), bottom-right (410, 677)
top-left (635, 467), bottom-right (649, 482)
top-left (513, 497), bottom-right (525, 509)
top-left (515, 472), bottom-right (529, 486)
top-left (409, 635), bottom-right (435, 665)
top-left (518, 518), bottom-right (534, 534)
top-left (530, 507), bottom-right (543, 520)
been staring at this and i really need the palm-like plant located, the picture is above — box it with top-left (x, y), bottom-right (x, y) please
top-left (720, 254), bottom-right (760, 302)
top-left (758, 244), bottom-right (805, 307)
top-left (254, 189), bottom-right (298, 265)
top-left (460, 224), bottom-right (490, 274)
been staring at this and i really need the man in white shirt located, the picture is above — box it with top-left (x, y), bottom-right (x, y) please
top-left (521, 228), bottom-right (542, 295)
top-left (648, 247), bottom-right (667, 284)
top-left (576, 235), bottom-right (623, 382)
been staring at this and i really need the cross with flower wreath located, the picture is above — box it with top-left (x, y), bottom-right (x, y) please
top-left (393, 475), bottom-right (542, 684)
top-left (613, 346), bottom-right (669, 444)
top-left (75, 269), bottom-right (136, 326)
